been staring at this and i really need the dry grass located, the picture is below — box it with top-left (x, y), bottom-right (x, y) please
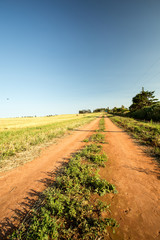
top-left (0, 113), bottom-right (98, 172)
top-left (0, 114), bottom-right (88, 130)
top-left (0, 139), bottom-right (57, 173)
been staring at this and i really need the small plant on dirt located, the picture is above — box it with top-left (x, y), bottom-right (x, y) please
top-left (88, 153), bottom-right (107, 167)
top-left (81, 144), bottom-right (102, 154)
top-left (90, 133), bottom-right (106, 143)
top-left (83, 138), bottom-right (89, 142)
top-left (83, 133), bottom-right (106, 144)
top-left (79, 144), bottom-right (107, 167)
top-left (85, 173), bottom-right (117, 195)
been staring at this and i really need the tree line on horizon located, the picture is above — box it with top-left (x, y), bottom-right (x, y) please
top-left (79, 88), bottom-right (160, 122)
top-left (79, 108), bottom-right (106, 114)
top-left (109, 88), bottom-right (160, 122)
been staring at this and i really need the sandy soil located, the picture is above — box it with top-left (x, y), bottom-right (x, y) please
top-left (0, 116), bottom-right (160, 239)
top-left (0, 118), bottom-right (99, 239)
top-left (101, 117), bottom-right (160, 240)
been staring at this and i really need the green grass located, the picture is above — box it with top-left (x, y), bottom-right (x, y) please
top-left (89, 133), bottom-right (106, 143)
top-left (10, 135), bottom-right (118, 240)
top-left (80, 144), bottom-right (107, 167)
top-left (110, 115), bottom-right (160, 157)
top-left (0, 114), bottom-right (98, 170)
top-left (98, 116), bottom-right (105, 132)
top-left (83, 133), bottom-right (106, 144)
top-left (0, 114), bottom-right (94, 130)
top-left (83, 117), bottom-right (106, 143)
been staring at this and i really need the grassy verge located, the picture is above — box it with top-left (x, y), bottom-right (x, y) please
top-left (109, 115), bottom-right (160, 157)
top-left (0, 114), bottom-right (98, 170)
top-left (10, 131), bottom-right (118, 240)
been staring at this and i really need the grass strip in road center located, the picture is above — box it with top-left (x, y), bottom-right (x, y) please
top-left (98, 116), bottom-right (105, 132)
top-left (10, 132), bottom-right (118, 240)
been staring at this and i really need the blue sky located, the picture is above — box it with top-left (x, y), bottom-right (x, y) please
top-left (0, 0), bottom-right (160, 117)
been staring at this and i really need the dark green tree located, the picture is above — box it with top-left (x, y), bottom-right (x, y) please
top-left (129, 88), bottom-right (158, 112)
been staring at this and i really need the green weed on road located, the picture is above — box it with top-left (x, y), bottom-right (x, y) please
top-left (11, 133), bottom-right (118, 240)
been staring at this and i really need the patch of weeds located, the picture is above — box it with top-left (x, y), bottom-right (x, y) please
top-left (84, 133), bottom-right (106, 144)
top-left (86, 173), bottom-right (117, 195)
top-left (83, 128), bottom-right (106, 143)
top-left (67, 127), bottom-right (73, 130)
top-left (10, 138), bottom-right (118, 240)
top-left (83, 138), bottom-right (89, 142)
top-left (81, 144), bottom-right (102, 154)
top-left (79, 144), bottom-right (107, 167)
top-left (90, 133), bottom-right (105, 143)
top-left (99, 116), bottom-right (105, 132)
top-left (151, 147), bottom-right (160, 157)
top-left (87, 153), bottom-right (107, 167)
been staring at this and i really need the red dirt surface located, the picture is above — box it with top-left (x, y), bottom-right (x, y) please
top-left (0, 116), bottom-right (160, 240)
top-left (102, 117), bottom-right (160, 240)
top-left (0, 118), bottom-right (99, 239)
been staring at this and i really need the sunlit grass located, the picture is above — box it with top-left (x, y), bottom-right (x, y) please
top-left (110, 115), bottom-right (160, 157)
top-left (10, 133), bottom-right (117, 240)
top-left (0, 114), bottom-right (92, 130)
top-left (0, 113), bottom-right (99, 170)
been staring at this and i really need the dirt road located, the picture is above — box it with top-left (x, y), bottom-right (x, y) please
top-left (0, 116), bottom-right (160, 239)
top-left (0, 118), bottom-right (99, 238)
top-left (102, 117), bottom-right (160, 240)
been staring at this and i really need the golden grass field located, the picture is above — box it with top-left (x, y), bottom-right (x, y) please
top-left (0, 113), bottom-right (99, 172)
top-left (0, 114), bottom-right (91, 130)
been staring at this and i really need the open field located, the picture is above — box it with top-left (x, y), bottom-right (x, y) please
top-left (0, 114), bottom-right (92, 130)
top-left (0, 113), bottom-right (99, 172)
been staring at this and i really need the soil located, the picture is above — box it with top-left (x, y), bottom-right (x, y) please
top-left (101, 117), bottom-right (160, 240)
top-left (0, 116), bottom-right (160, 240)
top-left (0, 118), bottom-right (99, 239)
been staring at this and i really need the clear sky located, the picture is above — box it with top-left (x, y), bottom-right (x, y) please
top-left (0, 0), bottom-right (160, 117)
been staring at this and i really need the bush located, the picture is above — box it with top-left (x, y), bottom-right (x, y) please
top-left (129, 103), bottom-right (160, 122)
